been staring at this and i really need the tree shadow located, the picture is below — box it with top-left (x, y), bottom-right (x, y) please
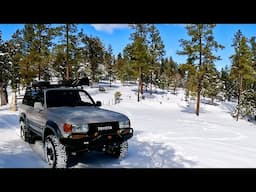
top-left (130, 88), bottom-right (168, 96)
top-left (180, 103), bottom-right (207, 114)
top-left (219, 102), bottom-right (236, 114)
top-left (0, 114), bottom-right (19, 129)
top-left (98, 82), bottom-right (120, 89)
top-left (201, 98), bottom-right (219, 106)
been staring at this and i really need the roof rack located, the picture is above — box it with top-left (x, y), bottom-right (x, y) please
top-left (30, 77), bottom-right (90, 89)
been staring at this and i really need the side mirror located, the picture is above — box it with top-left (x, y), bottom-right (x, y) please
top-left (96, 101), bottom-right (102, 107)
top-left (34, 102), bottom-right (44, 112)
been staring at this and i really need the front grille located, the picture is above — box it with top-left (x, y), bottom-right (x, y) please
top-left (88, 122), bottom-right (119, 135)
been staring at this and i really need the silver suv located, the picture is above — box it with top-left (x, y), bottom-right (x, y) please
top-left (19, 81), bottom-right (133, 168)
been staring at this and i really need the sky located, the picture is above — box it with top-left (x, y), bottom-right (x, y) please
top-left (1, 24), bottom-right (256, 71)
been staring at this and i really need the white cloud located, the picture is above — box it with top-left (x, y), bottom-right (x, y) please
top-left (91, 24), bottom-right (129, 33)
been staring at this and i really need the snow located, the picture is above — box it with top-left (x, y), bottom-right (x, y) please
top-left (1, 82), bottom-right (256, 168)
top-left (0, 106), bottom-right (47, 168)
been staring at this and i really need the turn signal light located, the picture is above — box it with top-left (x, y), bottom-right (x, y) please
top-left (63, 123), bottom-right (72, 132)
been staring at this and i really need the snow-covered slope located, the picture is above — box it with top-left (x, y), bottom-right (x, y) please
top-left (0, 105), bottom-right (47, 168)
top-left (1, 82), bottom-right (256, 168)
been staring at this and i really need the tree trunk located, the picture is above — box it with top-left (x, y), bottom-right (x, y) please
top-left (4, 85), bottom-right (8, 104)
top-left (174, 83), bottom-right (177, 95)
top-left (137, 80), bottom-right (140, 102)
top-left (140, 79), bottom-right (143, 95)
top-left (10, 89), bottom-right (17, 111)
top-left (196, 84), bottom-right (201, 116)
top-left (211, 97), bottom-right (214, 105)
top-left (137, 66), bottom-right (142, 102)
top-left (66, 24), bottom-right (70, 80)
top-left (196, 28), bottom-right (202, 116)
top-left (109, 72), bottom-right (112, 87)
top-left (0, 82), bottom-right (4, 106)
top-left (150, 71), bottom-right (153, 95)
top-left (26, 62), bottom-right (29, 86)
top-left (38, 62), bottom-right (41, 80)
top-left (0, 83), bottom-right (7, 106)
top-left (236, 74), bottom-right (243, 121)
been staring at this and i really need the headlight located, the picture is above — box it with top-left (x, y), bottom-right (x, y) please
top-left (119, 120), bottom-right (130, 128)
top-left (72, 124), bottom-right (89, 133)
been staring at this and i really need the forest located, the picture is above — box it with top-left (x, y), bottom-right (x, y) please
top-left (0, 24), bottom-right (256, 120)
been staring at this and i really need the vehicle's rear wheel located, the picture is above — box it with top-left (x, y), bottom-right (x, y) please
top-left (44, 135), bottom-right (68, 168)
top-left (20, 121), bottom-right (35, 144)
top-left (106, 141), bottom-right (128, 159)
top-left (20, 121), bottom-right (30, 142)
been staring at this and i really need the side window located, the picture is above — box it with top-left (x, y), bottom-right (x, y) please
top-left (22, 90), bottom-right (33, 106)
top-left (79, 91), bottom-right (94, 104)
top-left (22, 89), bottom-right (44, 107)
top-left (32, 89), bottom-right (44, 105)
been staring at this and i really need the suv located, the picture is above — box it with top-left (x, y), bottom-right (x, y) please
top-left (19, 81), bottom-right (133, 168)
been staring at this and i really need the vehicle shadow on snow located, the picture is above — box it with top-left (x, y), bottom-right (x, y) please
top-left (30, 131), bottom-right (197, 168)
top-left (68, 137), bottom-right (197, 168)
top-left (0, 114), bottom-right (19, 129)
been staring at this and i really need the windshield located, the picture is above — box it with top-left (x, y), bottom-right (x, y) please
top-left (46, 89), bottom-right (95, 108)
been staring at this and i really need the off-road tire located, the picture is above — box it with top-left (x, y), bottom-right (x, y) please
top-left (20, 120), bottom-right (35, 143)
top-left (106, 141), bottom-right (128, 159)
top-left (44, 135), bottom-right (68, 168)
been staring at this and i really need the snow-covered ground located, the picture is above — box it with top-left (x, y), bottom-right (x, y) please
top-left (1, 82), bottom-right (256, 168)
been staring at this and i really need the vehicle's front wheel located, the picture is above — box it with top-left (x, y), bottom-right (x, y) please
top-left (106, 141), bottom-right (128, 159)
top-left (44, 135), bottom-right (68, 168)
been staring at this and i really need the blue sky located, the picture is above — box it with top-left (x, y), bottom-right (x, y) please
top-left (1, 24), bottom-right (256, 71)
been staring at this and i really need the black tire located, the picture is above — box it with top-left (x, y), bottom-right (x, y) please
top-left (20, 121), bottom-right (30, 142)
top-left (44, 135), bottom-right (68, 168)
top-left (106, 141), bottom-right (128, 159)
top-left (20, 120), bottom-right (35, 144)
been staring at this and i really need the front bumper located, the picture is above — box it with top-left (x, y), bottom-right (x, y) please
top-left (60, 128), bottom-right (133, 152)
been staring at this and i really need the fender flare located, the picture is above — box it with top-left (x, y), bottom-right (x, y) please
top-left (43, 121), bottom-right (62, 142)
top-left (19, 113), bottom-right (26, 123)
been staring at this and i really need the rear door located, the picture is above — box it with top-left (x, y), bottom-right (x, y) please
top-left (27, 90), bottom-right (45, 136)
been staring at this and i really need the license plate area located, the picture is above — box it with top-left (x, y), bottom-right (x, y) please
top-left (97, 126), bottom-right (112, 131)
top-left (88, 122), bottom-right (118, 135)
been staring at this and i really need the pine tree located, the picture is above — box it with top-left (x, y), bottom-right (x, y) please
top-left (51, 45), bottom-right (66, 80)
top-left (148, 24), bottom-right (165, 94)
top-left (126, 24), bottom-right (150, 102)
top-left (160, 57), bottom-right (178, 91)
top-left (230, 30), bottom-right (254, 121)
top-left (249, 36), bottom-right (256, 90)
top-left (177, 24), bottom-right (224, 116)
top-left (0, 31), bottom-right (11, 105)
top-left (240, 89), bottom-right (256, 118)
top-left (202, 65), bottom-right (222, 104)
top-left (58, 24), bottom-right (79, 80)
top-left (19, 24), bottom-right (37, 86)
top-left (104, 45), bottom-right (114, 87)
top-left (179, 63), bottom-right (197, 100)
top-left (6, 30), bottom-right (23, 111)
top-left (114, 53), bottom-right (124, 81)
top-left (31, 24), bottom-right (54, 80)
top-left (220, 65), bottom-right (236, 101)
top-left (80, 34), bottom-right (105, 83)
